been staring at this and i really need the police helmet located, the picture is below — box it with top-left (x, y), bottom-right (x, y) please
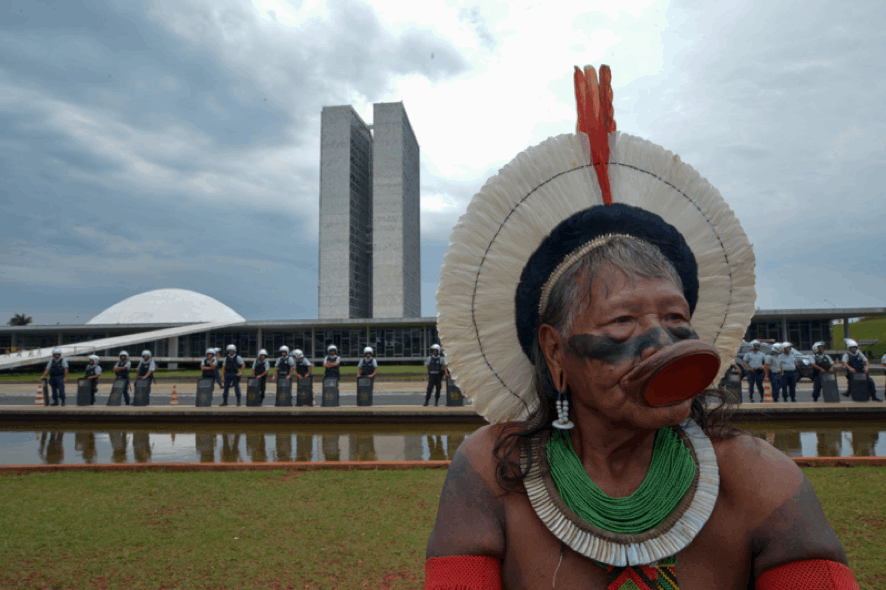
top-left (430, 344), bottom-right (441, 352)
top-left (845, 338), bottom-right (859, 349)
top-left (750, 340), bottom-right (760, 347)
top-left (52, 348), bottom-right (61, 355)
top-left (293, 349), bottom-right (303, 358)
top-left (772, 344), bottom-right (783, 353)
top-left (141, 350), bottom-right (152, 358)
top-left (88, 354), bottom-right (99, 363)
top-left (279, 346), bottom-right (290, 354)
top-left (226, 344), bottom-right (236, 353)
top-left (783, 342), bottom-right (792, 349)
top-left (363, 347), bottom-right (373, 355)
top-left (119, 351), bottom-right (129, 359)
top-left (813, 341), bottom-right (825, 350)
top-left (206, 348), bottom-right (215, 356)
top-left (258, 349), bottom-right (268, 358)
top-left (327, 345), bottom-right (337, 353)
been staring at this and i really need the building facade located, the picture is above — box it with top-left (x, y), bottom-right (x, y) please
top-left (318, 102), bottom-right (420, 319)
top-left (318, 106), bottom-right (374, 319)
top-left (372, 102), bottom-right (421, 318)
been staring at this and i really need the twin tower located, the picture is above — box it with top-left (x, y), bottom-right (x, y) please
top-left (318, 103), bottom-right (421, 319)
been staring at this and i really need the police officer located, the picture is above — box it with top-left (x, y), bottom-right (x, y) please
top-left (767, 343), bottom-right (783, 402)
top-left (113, 351), bottom-right (132, 405)
top-left (212, 348), bottom-right (224, 388)
top-left (292, 349), bottom-right (312, 380)
top-left (200, 348), bottom-right (217, 392)
top-left (810, 342), bottom-right (834, 402)
top-left (780, 342), bottom-right (798, 402)
top-left (137, 350), bottom-right (156, 382)
top-left (323, 345), bottom-right (341, 376)
top-left (84, 354), bottom-right (102, 405)
top-left (742, 340), bottom-right (766, 402)
top-left (842, 339), bottom-right (881, 401)
top-left (252, 349), bottom-right (270, 402)
top-left (41, 348), bottom-right (68, 406)
top-left (357, 347), bottom-right (378, 379)
top-left (221, 344), bottom-right (245, 406)
top-left (274, 346), bottom-right (292, 381)
top-left (424, 344), bottom-right (449, 406)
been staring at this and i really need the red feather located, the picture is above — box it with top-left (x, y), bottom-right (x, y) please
top-left (574, 65), bottom-right (616, 205)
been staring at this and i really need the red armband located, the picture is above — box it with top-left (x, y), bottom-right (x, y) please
top-left (757, 559), bottom-right (860, 590)
top-left (424, 555), bottom-right (502, 590)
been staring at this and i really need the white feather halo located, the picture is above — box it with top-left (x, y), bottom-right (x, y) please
top-left (436, 131), bottom-right (756, 424)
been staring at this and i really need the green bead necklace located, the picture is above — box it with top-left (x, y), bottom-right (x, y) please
top-left (546, 426), bottom-right (696, 535)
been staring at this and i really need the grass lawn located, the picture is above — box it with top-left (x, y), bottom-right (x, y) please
top-left (0, 468), bottom-right (883, 589)
top-left (833, 318), bottom-right (886, 359)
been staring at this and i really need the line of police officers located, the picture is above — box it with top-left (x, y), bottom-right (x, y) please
top-left (40, 344), bottom-right (450, 407)
top-left (740, 339), bottom-right (881, 403)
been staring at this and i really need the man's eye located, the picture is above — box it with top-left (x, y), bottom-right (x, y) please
top-left (615, 316), bottom-right (633, 324)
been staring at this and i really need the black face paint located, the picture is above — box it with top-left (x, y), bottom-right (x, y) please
top-left (567, 326), bottom-right (698, 365)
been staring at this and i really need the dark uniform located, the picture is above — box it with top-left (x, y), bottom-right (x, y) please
top-left (424, 353), bottom-right (448, 406)
top-left (252, 356), bottom-right (270, 401)
top-left (222, 353), bottom-right (245, 405)
top-left (114, 358), bottom-right (132, 405)
top-left (200, 356), bottom-right (217, 391)
top-left (85, 361), bottom-right (102, 405)
top-left (811, 350), bottom-right (833, 402)
top-left (323, 354), bottom-right (341, 376)
top-left (45, 356), bottom-right (68, 405)
top-left (293, 356), bottom-right (312, 379)
top-left (843, 350), bottom-right (879, 400)
top-left (742, 349), bottom-right (767, 402)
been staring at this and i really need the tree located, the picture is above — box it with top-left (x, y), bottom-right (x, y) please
top-left (7, 313), bottom-right (33, 326)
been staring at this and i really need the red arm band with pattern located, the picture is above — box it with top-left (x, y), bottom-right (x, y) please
top-left (756, 559), bottom-right (860, 590)
top-left (424, 556), bottom-right (502, 590)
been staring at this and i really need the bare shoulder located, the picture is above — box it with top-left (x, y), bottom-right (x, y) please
top-left (425, 423), bottom-right (523, 559)
top-left (711, 432), bottom-right (847, 577)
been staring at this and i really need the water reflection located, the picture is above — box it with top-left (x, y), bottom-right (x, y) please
top-left (5, 422), bottom-right (885, 466)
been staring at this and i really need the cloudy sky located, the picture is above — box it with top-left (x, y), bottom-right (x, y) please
top-left (1, 0), bottom-right (884, 325)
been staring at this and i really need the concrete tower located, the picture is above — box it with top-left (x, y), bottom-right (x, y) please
top-left (371, 102), bottom-right (421, 319)
top-left (318, 106), bottom-right (373, 319)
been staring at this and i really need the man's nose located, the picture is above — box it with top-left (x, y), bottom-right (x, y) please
top-left (638, 325), bottom-right (678, 362)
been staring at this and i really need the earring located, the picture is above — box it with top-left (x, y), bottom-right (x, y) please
top-left (553, 387), bottom-right (574, 430)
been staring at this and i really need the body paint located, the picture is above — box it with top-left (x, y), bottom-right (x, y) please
top-left (567, 326), bottom-right (698, 364)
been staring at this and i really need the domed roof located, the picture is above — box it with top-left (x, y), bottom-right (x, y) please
top-left (87, 289), bottom-right (245, 325)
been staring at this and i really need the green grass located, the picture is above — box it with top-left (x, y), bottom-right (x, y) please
top-left (832, 317), bottom-right (886, 358)
top-left (0, 468), bottom-right (883, 589)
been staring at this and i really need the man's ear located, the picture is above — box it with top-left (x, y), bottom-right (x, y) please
top-left (538, 324), bottom-right (567, 391)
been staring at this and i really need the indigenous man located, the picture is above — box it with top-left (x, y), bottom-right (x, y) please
top-left (113, 351), bottom-right (132, 405)
top-left (842, 339), bottom-right (880, 401)
top-left (221, 344), bottom-right (245, 406)
top-left (41, 348), bottom-right (68, 406)
top-left (424, 344), bottom-right (449, 407)
top-left (84, 354), bottom-right (102, 405)
top-left (742, 340), bottom-right (766, 402)
top-left (424, 65), bottom-right (859, 590)
top-left (811, 342), bottom-right (835, 402)
top-left (252, 349), bottom-right (270, 402)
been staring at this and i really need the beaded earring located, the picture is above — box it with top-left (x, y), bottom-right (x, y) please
top-left (553, 387), bottom-right (574, 430)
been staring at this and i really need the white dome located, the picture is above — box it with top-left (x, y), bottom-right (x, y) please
top-left (87, 289), bottom-right (245, 325)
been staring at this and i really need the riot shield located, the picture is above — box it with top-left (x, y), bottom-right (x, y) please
top-left (446, 378), bottom-right (464, 407)
top-left (356, 377), bottom-right (373, 407)
top-left (77, 379), bottom-right (92, 406)
top-left (275, 377), bottom-right (293, 407)
top-left (296, 375), bottom-right (313, 407)
top-left (41, 378), bottom-right (51, 406)
top-left (322, 375), bottom-right (339, 407)
top-left (821, 373), bottom-right (840, 403)
top-left (850, 373), bottom-right (870, 402)
top-left (133, 379), bottom-right (151, 406)
top-left (107, 379), bottom-right (126, 406)
top-left (246, 378), bottom-right (262, 407)
top-left (196, 378), bottom-right (214, 407)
